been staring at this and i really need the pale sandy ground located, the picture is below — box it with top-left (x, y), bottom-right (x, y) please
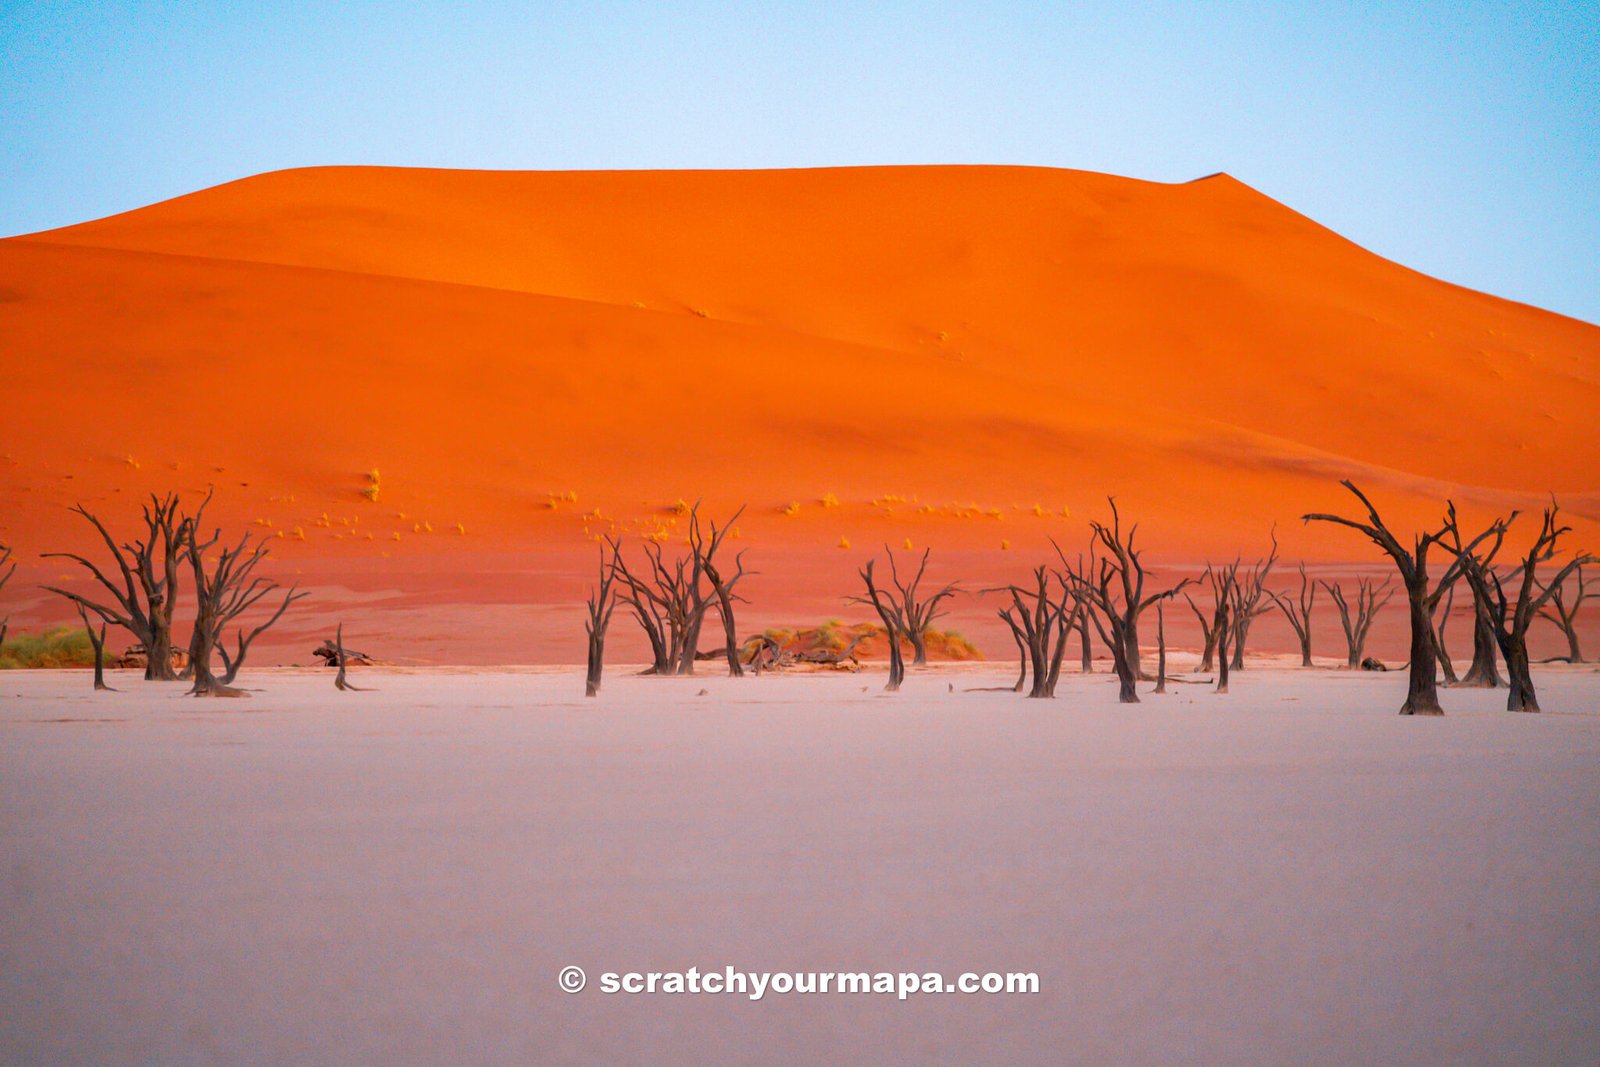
top-left (3, 661), bottom-right (1598, 1065)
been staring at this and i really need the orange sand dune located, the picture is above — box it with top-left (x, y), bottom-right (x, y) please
top-left (1, 165), bottom-right (1596, 663)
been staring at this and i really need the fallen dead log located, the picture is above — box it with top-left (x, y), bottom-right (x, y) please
top-left (313, 638), bottom-right (376, 668)
top-left (114, 644), bottom-right (190, 672)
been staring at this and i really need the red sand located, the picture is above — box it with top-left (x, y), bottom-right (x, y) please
top-left (2, 166), bottom-right (1596, 661)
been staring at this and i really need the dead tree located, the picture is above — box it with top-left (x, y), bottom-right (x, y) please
top-left (0, 542), bottom-right (13, 657)
top-left (1228, 529), bottom-right (1279, 670)
top-left (1267, 563), bottom-right (1317, 667)
top-left (1433, 507), bottom-right (1511, 690)
top-left (1453, 503), bottom-right (1594, 713)
top-left (1153, 601), bottom-right (1168, 694)
top-left (333, 624), bottom-right (371, 691)
top-left (1184, 587), bottom-right (1219, 673)
top-left (852, 560), bottom-right (905, 691)
top-left (1456, 579), bottom-right (1505, 688)
top-left (182, 501), bottom-right (304, 697)
top-left (1429, 562), bottom-right (1505, 688)
top-left (1063, 502), bottom-right (1191, 703)
top-left (879, 547), bottom-right (959, 667)
top-left (676, 504), bottom-right (746, 676)
top-left (694, 506), bottom-right (750, 677)
top-left (1536, 562), bottom-right (1588, 663)
top-left (994, 566), bottom-right (1073, 699)
top-left (219, 584), bottom-right (307, 685)
top-left (610, 503), bottom-right (749, 678)
top-left (793, 631), bottom-right (869, 668)
top-left (1304, 482), bottom-right (1496, 715)
top-left (1073, 598), bottom-right (1093, 672)
top-left (1431, 581), bottom-right (1461, 684)
top-left (75, 603), bottom-right (115, 691)
top-left (607, 535), bottom-right (682, 676)
top-left (1323, 577), bottom-right (1394, 669)
top-left (1187, 562), bottom-right (1234, 677)
top-left (585, 547), bottom-right (619, 697)
top-left (1213, 562), bottom-right (1238, 694)
top-left (999, 609), bottom-right (1029, 692)
top-left (42, 494), bottom-right (187, 681)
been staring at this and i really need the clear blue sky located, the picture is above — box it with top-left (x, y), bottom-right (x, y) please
top-left (3, 1), bottom-right (1596, 323)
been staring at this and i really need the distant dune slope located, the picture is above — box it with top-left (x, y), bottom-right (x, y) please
top-left (1, 166), bottom-right (1595, 660)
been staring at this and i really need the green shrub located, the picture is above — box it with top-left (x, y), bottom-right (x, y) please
top-left (0, 626), bottom-right (97, 669)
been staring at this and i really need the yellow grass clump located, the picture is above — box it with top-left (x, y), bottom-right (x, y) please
top-left (0, 627), bottom-right (96, 669)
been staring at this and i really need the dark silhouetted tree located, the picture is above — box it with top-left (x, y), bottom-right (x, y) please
top-left (852, 559), bottom-right (906, 691)
top-left (75, 603), bottom-right (114, 691)
top-left (994, 565), bottom-right (1073, 698)
top-left (1452, 502), bottom-right (1594, 713)
top-left (1064, 500), bottom-right (1191, 703)
top-left (1212, 562), bottom-right (1238, 694)
top-left (881, 547), bottom-right (959, 667)
top-left (42, 495), bottom-right (187, 681)
top-left (1323, 576), bottom-right (1393, 669)
top-left (1303, 482), bottom-right (1493, 715)
top-left (1536, 562), bottom-right (1588, 664)
top-left (1228, 530), bottom-right (1279, 670)
top-left (1267, 563), bottom-right (1317, 667)
top-left (182, 496), bottom-right (305, 698)
top-left (0, 542), bottom-right (13, 658)
top-left (333, 624), bottom-right (371, 692)
top-left (585, 546), bottom-right (619, 697)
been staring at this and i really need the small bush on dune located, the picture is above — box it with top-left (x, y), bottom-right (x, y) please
top-left (1, 626), bottom-right (97, 669)
top-left (925, 628), bottom-right (983, 661)
top-left (815, 619), bottom-right (848, 651)
top-left (754, 622), bottom-right (983, 663)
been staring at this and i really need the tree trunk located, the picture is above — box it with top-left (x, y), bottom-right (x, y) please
top-left (1198, 631), bottom-right (1217, 673)
top-left (1217, 629), bottom-right (1231, 694)
top-left (639, 626), bottom-right (668, 676)
top-left (1298, 634), bottom-right (1312, 668)
top-left (87, 622), bottom-right (112, 691)
top-left (678, 615), bottom-right (706, 676)
top-left (1079, 611), bottom-right (1092, 673)
top-left (1027, 625), bottom-right (1050, 699)
top-left (188, 629), bottom-right (246, 697)
top-left (1153, 605), bottom-right (1167, 694)
top-left (1123, 619), bottom-right (1148, 682)
top-left (146, 624), bottom-right (178, 682)
top-left (1109, 631), bottom-right (1139, 703)
top-left (586, 633), bottom-right (604, 697)
top-left (715, 596), bottom-right (743, 678)
top-left (1011, 630), bottom-right (1026, 693)
top-left (1458, 605), bottom-right (1502, 687)
top-left (909, 629), bottom-right (928, 667)
top-left (1044, 617), bottom-right (1068, 698)
top-left (1502, 644), bottom-right (1538, 712)
top-left (1435, 641), bottom-right (1458, 685)
top-left (885, 627), bottom-right (905, 692)
top-left (1400, 581), bottom-right (1443, 715)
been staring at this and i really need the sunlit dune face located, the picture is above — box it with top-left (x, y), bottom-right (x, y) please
top-left (1, 165), bottom-right (1595, 661)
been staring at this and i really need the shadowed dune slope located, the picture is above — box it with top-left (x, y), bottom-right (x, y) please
top-left (2, 165), bottom-right (1596, 660)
